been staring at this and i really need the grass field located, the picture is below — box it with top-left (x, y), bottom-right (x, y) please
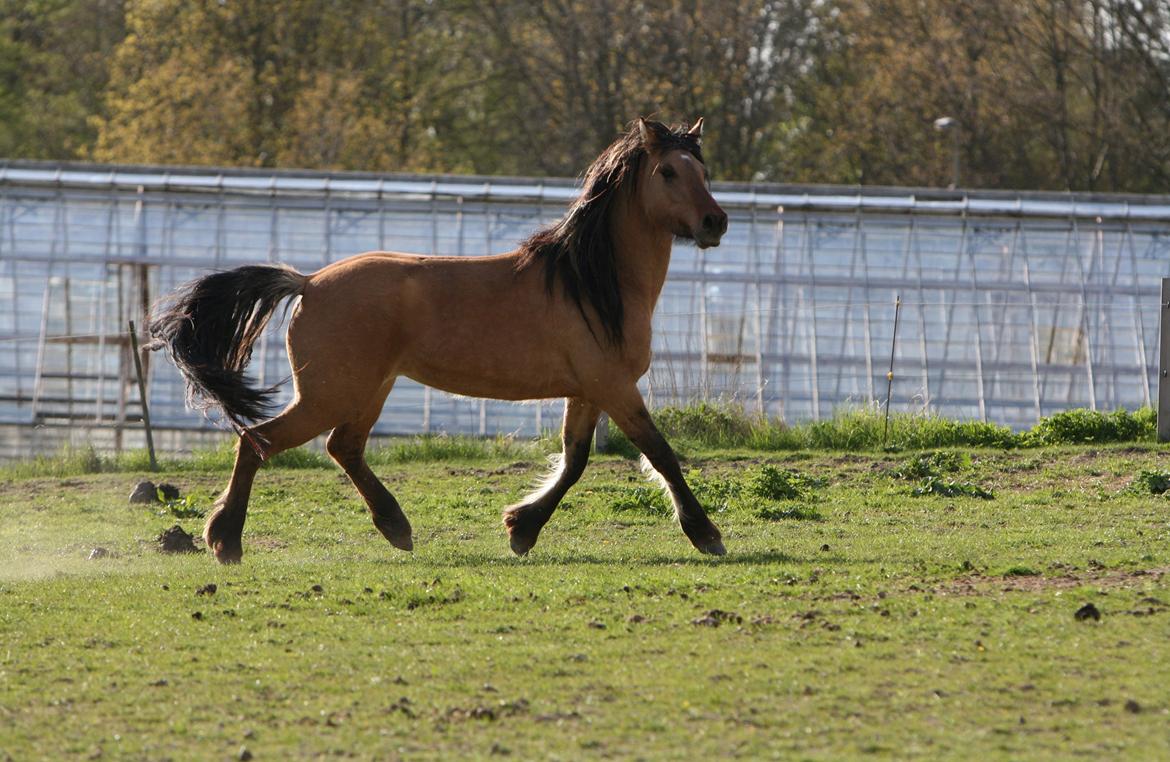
top-left (1, 440), bottom-right (1168, 759)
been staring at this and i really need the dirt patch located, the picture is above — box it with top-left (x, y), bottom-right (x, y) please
top-left (157, 525), bottom-right (202, 554)
top-left (929, 566), bottom-right (1170, 596)
top-left (247, 535), bottom-right (288, 551)
top-left (692, 609), bottom-right (743, 627)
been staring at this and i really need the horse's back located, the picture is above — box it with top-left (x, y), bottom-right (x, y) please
top-left (292, 250), bottom-right (594, 401)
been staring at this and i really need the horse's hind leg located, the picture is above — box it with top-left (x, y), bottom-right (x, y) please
top-left (205, 401), bottom-right (332, 563)
top-left (504, 398), bottom-right (600, 555)
top-left (326, 390), bottom-right (413, 551)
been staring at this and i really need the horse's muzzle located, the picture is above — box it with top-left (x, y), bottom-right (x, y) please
top-left (696, 210), bottom-right (728, 248)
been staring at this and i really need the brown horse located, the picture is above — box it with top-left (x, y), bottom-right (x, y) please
top-left (149, 118), bottom-right (729, 564)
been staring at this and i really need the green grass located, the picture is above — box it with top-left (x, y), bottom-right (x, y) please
top-left (2, 443), bottom-right (1168, 759)
top-left (607, 403), bottom-right (1158, 455)
top-left (1, 406), bottom-right (1155, 482)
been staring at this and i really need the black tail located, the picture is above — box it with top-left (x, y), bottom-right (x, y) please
top-left (148, 264), bottom-right (306, 430)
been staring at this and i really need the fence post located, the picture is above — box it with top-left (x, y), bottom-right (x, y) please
top-left (128, 320), bottom-right (158, 471)
top-left (882, 294), bottom-right (902, 446)
top-left (594, 413), bottom-right (609, 453)
top-left (1159, 279), bottom-right (1170, 443)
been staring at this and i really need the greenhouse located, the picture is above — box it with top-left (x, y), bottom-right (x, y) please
top-left (1, 160), bottom-right (1167, 455)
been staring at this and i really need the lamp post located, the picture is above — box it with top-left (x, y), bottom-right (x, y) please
top-left (933, 116), bottom-right (960, 189)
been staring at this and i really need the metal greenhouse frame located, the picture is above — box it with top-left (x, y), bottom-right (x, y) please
top-left (1, 160), bottom-right (1168, 456)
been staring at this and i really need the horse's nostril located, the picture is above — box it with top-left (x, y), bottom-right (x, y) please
top-left (702, 212), bottom-right (728, 236)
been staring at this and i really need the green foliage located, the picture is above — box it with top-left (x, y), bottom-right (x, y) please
top-left (1027, 408), bottom-right (1156, 445)
top-left (368, 435), bottom-right (548, 464)
top-left (1130, 469), bottom-right (1170, 496)
top-left (655, 402), bottom-right (756, 448)
top-left (266, 447), bottom-right (331, 469)
top-left (690, 465), bottom-right (823, 520)
top-left (607, 404), bottom-right (1153, 455)
top-left (608, 485), bottom-right (671, 517)
top-left (896, 451), bottom-right (971, 480)
top-left (689, 472), bottom-right (742, 513)
top-left (746, 465), bottom-right (823, 501)
top-left (911, 477), bottom-right (994, 500)
top-left (600, 427), bottom-right (642, 460)
top-left (607, 404), bottom-right (1020, 454)
top-left (161, 494), bottom-right (205, 519)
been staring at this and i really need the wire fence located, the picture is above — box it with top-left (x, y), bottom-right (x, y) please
top-left (1, 161), bottom-right (1169, 456)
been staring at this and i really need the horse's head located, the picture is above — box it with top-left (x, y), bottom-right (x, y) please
top-left (637, 118), bottom-right (727, 249)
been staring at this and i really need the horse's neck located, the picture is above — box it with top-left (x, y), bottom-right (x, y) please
top-left (611, 201), bottom-right (673, 312)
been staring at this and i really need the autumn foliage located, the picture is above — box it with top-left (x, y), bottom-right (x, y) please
top-left (2, 0), bottom-right (1169, 191)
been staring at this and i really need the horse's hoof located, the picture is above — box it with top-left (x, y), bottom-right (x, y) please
top-left (211, 542), bottom-right (243, 565)
top-left (383, 531), bottom-right (413, 552)
top-left (503, 505), bottom-right (543, 556)
top-left (698, 539), bottom-right (727, 556)
top-left (508, 534), bottom-right (536, 556)
top-left (374, 519), bottom-right (414, 551)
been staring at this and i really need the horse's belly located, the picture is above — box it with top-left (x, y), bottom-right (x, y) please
top-left (402, 365), bottom-right (579, 401)
top-left (402, 351), bottom-right (580, 402)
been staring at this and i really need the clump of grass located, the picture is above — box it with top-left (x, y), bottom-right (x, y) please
top-left (654, 402), bottom-right (755, 448)
top-left (368, 435), bottom-right (547, 464)
top-left (690, 472), bottom-right (742, 513)
top-left (267, 447), bottom-right (331, 469)
top-left (611, 403), bottom-right (1153, 454)
top-left (756, 504), bottom-right (822, 521)
top-left (746, 465), bottom-right (823, 500)
top-left (911, 476), bottom-right (994, 500)
top-left (798, 408), bottom-right (1017, 451)
top-left (608, 485), bottom-right (671, 517)
top-left (694, 465), bottom-right (823, 521)
top-left (1025, 408), bottom-right (1155, 445)
top-left (895, 451), bottom-right (971, 480)
top-left (606, 403), bottom-right (1020, 454)
top-left (1130, 469), bottom-right (1170, 496)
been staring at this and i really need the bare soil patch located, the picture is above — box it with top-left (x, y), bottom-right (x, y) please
top-left (931, 566), bottom-right (1170, 597)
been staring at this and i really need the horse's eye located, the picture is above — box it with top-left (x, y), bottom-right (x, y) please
top-left (661, 166), bottom-right (677, 180)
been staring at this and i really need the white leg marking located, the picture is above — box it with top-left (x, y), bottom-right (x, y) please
top-left (640, 454), bottom-right (682, 518)
top-left (522, 453), bottom-right (565, 505)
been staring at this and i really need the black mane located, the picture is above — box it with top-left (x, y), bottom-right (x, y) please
top-left (517, 119), bottom-right (703, 346)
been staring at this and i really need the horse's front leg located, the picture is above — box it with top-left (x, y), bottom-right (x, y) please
top-left (603, 387), bottom-right (725, 556)
top-left (504, 397), bottom-right (600, 555)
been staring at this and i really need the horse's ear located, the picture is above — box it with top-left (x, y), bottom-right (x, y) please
top-left (638, 118), bottom-right (670, 148)
top-left (688, 118), bottom-right (704, 138)
top-left (638, 118), bottom-right (656, 147)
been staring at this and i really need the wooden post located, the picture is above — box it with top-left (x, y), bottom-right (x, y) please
top-left (594, 413), bottom-right (609, 453)
top-left (1159, 279), bottom-right (1170, 443)
top-left (882, 294), bottom-right (903, 447)
top-left (128, 320), bottom-right (157, 471)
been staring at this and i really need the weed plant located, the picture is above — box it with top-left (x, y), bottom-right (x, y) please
top-left (1130, 469), bottom-right (1170, 496)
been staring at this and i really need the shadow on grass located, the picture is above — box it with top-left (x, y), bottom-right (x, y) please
top-left (397, 548), bottom-right (802, 568)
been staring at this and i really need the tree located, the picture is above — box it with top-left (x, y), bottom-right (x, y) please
top-left (0, 0), bottom-right (125, 159)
